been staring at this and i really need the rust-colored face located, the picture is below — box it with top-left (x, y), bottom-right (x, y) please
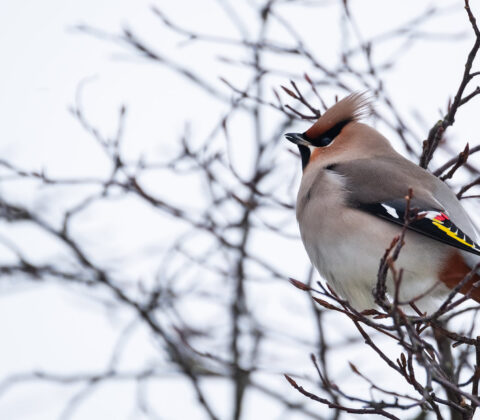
top-left (285, 118), bottom-right (352, 169)
top-left (285, 92), bottom-right (372, 170)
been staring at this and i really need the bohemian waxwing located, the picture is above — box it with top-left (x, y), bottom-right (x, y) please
top-left (285, 92), bottom-right (480, 313)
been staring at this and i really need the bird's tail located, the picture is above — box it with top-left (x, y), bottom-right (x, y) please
top-left (440, 251), bottom-right (480, 303)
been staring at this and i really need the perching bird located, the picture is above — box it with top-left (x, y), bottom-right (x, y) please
top-left (285, 92), bottom-right (480, 313)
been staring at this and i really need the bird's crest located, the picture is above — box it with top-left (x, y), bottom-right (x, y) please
top-left (305, 92), bottom-right (372, 139)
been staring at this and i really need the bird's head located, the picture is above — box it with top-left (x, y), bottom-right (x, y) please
top-left (285, 92), bottom-right (384, 171)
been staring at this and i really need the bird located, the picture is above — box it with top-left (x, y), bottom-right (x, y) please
top-left (285, 92), bottom-right (480, 313)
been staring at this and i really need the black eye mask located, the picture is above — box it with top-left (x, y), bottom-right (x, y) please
top-left (306, 118), bottom-right (352, 147)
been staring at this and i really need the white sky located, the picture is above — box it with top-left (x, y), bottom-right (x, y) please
top-left (1, 1), bottom-right (480, 419)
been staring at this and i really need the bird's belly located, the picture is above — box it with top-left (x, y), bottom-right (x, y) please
top-left (299, 204), bottom-right (450, 312)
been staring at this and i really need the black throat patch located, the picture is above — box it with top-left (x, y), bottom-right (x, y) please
top-left (298, 145), bottom-right (310, 170)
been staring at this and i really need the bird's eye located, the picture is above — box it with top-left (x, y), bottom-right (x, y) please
top-left (317, 136), bottom-right (333, 147)
top-left (306, 118), bottom-right (351, 148)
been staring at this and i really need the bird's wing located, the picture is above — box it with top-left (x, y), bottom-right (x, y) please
top-left (331, 158), bottom-right (480, 256)
top-left (357, 201), bottom-right (480, 255)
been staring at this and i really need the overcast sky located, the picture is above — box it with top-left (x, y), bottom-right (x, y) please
top-left (1, 1), bottom-right (479, 419)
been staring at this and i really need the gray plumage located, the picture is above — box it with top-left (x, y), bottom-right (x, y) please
top-left (287, 94), bottom-right (479, 312)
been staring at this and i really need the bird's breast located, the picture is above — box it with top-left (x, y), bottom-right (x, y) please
top-left (296, 167), bottom-right (347, 236)
top-left (296, 167), bottom-right (352, 275)
top-left (295, 166), bottom-right (451, 311)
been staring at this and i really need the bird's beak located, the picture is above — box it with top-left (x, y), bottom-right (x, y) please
top-left (284, 132), bottom-right (310, 146)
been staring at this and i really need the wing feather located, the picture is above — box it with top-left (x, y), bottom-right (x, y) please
top-left (357, 202), bottom-right (480, 256)
top-left (330, 158), bottom-right (480, 256)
